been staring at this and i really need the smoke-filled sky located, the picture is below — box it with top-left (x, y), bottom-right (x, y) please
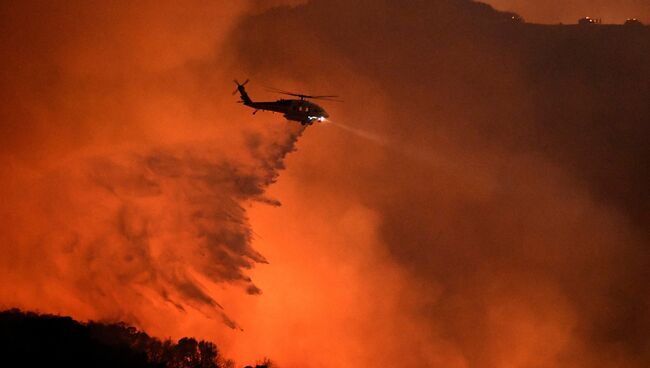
top-left (0, 0), bottom-right (290, 331)
top-left (1, 1), bottom-right (649, 368)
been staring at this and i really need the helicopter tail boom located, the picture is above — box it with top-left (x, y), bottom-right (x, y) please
top-left (233, 79), bottom-right (252, 105)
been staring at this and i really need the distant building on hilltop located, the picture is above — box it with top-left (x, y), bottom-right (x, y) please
top-left (578, 17), bottom-right (602, 25)
top-left (510, 14), bottom-right (524, 24)
top-left (624, 18), bottom-right (644, 27)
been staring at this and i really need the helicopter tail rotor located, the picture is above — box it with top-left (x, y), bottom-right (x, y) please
top-left (232, 79), bottom-right (249, 95)
top-left (233, 79), bottom-right (253, 104)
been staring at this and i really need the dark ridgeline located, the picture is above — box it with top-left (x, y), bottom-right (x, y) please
top-left (0, 309), bottom-right (237, 368)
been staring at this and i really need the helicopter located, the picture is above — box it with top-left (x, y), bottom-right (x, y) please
top-left (233, 79), bottom-right (340, 126)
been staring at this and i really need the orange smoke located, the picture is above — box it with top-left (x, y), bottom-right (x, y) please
top-left (2, 1), bottom-right (650, 368)
top-left (220, 1), bottom-right (650, 367)
top-left (0, 0), bottom-right (296, 333)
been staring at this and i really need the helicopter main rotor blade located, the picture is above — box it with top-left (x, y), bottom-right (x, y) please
top-left (265, 87), bottom-right (340, 100)
top-left (311, 97), bottom-right (344, 102)
top-left (309, 95), bottom-right (341, 101)
top-left (265, 86), bottom-right (295, 94)
top-left (264, 87), bottom-right (306, 98)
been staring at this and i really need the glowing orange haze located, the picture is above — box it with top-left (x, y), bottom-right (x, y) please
top-left (0, 0), bottom-right (270, 342)
top-left (1, 1), bottom-right (649, 368)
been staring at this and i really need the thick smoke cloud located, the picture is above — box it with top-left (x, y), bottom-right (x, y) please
top-left (0, 0), bottom-right (304, 331)
top-left (2, 1), bottom-right (649, 367)
top-left (223, 0), bottom-right (650, 367)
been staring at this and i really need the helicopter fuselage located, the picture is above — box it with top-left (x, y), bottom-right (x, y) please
top-left (244, 99), bottom-right (329, 125)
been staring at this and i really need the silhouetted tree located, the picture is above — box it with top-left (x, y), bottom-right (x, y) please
top-left (198, 341), bottom-right (218, 368)
top-left (0, 309), bottom-right (240, 368)
top-left (244, 357), bottom-right (274, 368)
